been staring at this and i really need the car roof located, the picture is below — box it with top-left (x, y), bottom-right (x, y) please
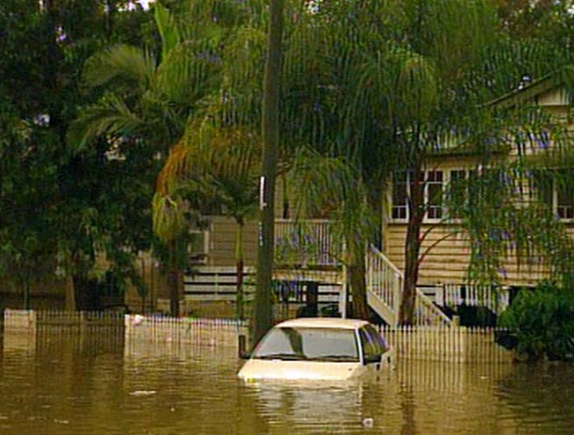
top-left (274, 317), bottom-right (370, 330)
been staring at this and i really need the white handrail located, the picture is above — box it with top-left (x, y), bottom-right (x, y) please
top-left (366, 246), bottom-right (404, 316)
top-left (414, 289), bottom-right (453, 326)
top-left (367, 245), bottom-right (451, 327)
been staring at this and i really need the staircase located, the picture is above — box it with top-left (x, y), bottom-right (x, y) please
top-left (366, 246), bottom-right (452, 327)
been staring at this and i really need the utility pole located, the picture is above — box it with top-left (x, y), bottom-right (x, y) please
top-left (252, 0), bottom-right (284, 346)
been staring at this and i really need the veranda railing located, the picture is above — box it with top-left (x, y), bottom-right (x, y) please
top-left (442, 284), bottom-right (510, 314)
top-left (274, 219), bottom-right (340, 267)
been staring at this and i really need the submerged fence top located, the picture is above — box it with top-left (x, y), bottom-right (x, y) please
top-left (3, 310), bottom-right (514, 364)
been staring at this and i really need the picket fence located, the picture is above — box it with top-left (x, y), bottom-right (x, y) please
top-left (3, 309), bottom-right (124, 330)
top-left (3, 309), bottom-right (37, 330)
top-left (2, 310), bottom-right (247, 348)
top-left (3, 310), bottom-right (514, 363)
top-left (125, 315), bottom-right (247, 348)
top-left (381, 326), bottom-right (514, 364)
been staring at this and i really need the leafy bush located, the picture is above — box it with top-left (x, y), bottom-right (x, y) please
top-left (499, 281), bottom-right (574, 361)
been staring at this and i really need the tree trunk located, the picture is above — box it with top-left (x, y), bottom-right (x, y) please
top-left (105, 0), bottom-right (116, 38)
top-left (253, 0), bottom-right (284, 347)
top-left (72, 274), bottom-right (92, 311)
top-left (348, 236), bottom-right (369, 320)
top-left (23, 280), bottom-right (30, 311)
top-left (65, 274), bottom-right (76, 311)
top-left (168, 241), bottom-right (180, 317)
top-left (236, 219), bottom-right (245, 321)
top-left (399, 167), bottom-right (425, 325)
top-left (16, 277), bottom-right (31, 311)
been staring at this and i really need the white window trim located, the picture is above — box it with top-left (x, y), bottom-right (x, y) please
top-left (390, 171), bottom-right (445, 224)
top-left (551, 182), bottom-right (574, 223)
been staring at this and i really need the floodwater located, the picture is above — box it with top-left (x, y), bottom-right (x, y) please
top-left (1, 329), bottom-right (574, 435)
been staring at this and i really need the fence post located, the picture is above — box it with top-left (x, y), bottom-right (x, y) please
top-left (393, 273), bottom-right (402, 326)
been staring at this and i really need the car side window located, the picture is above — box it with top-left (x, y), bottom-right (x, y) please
top-left (359, 328), bottom-right (378, 360)
top-left (365, 325), bottom-right (389, 353)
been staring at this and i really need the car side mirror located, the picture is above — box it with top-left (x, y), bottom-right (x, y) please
top-left (364, 354), bottom-right (382, 365)
top-left (239, 351), bottom-right (251, 360)
top-left (238, 335), bottom-right (251, 359)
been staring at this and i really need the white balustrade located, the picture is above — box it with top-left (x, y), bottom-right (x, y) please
top-left (367, 246), bottom-right (452, 327)
top-left (366, 245), bottom-right (403, 315)
top-left (274, 219), bottom-right (340, 267)
top-left (443, 284), bottom-right (510, 314)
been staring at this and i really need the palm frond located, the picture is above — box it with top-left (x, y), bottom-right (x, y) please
top-left (83, 44), bottom-right (156, 91)
top-left (154, 3), bottom-right (181, 61)
top-left (68, 94), bottom-right (144, 151)
top-left (152, 193), bottom-right (186, 242)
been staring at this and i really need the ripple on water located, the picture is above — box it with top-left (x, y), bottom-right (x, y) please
top-left (2, 331), bottom-right (574, 434)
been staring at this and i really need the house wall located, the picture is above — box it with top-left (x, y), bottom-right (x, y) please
top-left (385, 222), bottom-right (564, 287)
top-left (207, 216), bottom-right (259, 267)
top-left (203, 178), bottom-right (286, 268)
top-left (385, 85), bottom-right (574, 288)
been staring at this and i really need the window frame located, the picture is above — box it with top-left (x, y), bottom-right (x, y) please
top-left (390, 170), bottom-right (445, 223)
top-left (531, 169), bottom-right (574, 222)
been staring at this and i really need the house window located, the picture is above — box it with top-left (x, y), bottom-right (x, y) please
top-left (531, 170), bottom-right (574, 220)
top-left (426, 171), bottom-right (443, 220)
top-left (391, 172), bottom-right (408, 220)
top-left (556, 181), bottom-right (574, 219)
top-left (391, 170), bottom-right (443, 221)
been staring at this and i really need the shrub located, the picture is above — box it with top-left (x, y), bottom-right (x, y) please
top-left (498, 281), bottom-right (574, 361)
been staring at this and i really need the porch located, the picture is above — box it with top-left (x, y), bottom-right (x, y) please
top-left (182, 219), bottom-right (510, 326)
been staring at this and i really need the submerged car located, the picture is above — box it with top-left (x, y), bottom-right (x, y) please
top-left (238, 318), bottom-right (392, 381)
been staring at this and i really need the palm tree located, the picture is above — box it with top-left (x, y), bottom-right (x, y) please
top-left (287, 148), bottom-right (375, 319)
top-left (154, 123), bottom-right (261, 320)
top-left (68, 2), bottom-right (227, 314)
top-left (274, 0), bottom-right (572, 324)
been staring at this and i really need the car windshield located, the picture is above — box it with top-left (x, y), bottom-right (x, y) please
top-left (252, 327), bottom-right (359, 362)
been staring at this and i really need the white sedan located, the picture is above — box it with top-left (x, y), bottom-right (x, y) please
top-left (238, 318), bottom-right (392, 381)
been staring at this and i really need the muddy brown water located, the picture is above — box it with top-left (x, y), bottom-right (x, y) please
top-left (1, 329), bottom-right (574, 435)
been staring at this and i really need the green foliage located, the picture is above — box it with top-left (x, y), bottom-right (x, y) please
top-left (0, 0), bottom-right (158, 307)
top-left (3, 0), bottom-right (574, 316)
top-left (499, 281), bottom-right (574, 361)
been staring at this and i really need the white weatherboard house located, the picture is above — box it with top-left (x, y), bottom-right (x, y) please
top-left (128, 75), bottom-right (573, 324)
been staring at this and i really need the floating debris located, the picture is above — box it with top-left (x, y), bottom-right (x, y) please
top-left (362, 417), bottom-right (374, 428)
top-left (129, 390), bottom-right (157, 397)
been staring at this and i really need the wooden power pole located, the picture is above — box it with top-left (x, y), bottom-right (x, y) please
top-left (252, 0), bottom-right (284, 346)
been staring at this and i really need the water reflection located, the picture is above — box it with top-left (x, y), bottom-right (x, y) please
top-left (400, 386), bottom-right (416, 435)
top-left (495, 364), bottom-right (574, 435)
top-left (1, 328), bottom-right (574, 435)
top-left (246, 382), bottom-right (364, 433)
